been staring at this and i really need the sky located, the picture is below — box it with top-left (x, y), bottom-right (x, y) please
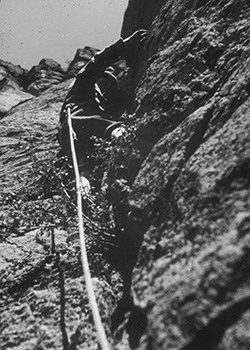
top-left (0, 0), bottom-right (128, 69)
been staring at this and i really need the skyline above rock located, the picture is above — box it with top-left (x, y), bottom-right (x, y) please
top-left (0, 0), bottom-right (128, 69)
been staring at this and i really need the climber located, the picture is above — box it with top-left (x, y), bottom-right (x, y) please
top-left (58, 29), bottom-right (147, 194)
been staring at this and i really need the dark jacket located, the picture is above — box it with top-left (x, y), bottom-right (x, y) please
top-left (58, 38), bottom-right (128, 168)
top-left (59, 38), bottom-right (128, 123)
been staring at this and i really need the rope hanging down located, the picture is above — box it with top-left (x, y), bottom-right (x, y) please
top-left (67, 106), bottom-right (111, 350)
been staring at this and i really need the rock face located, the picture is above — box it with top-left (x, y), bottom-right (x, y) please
top-left (66, 46), bottom-right (99, 78)
top-left (0, 60), bottom-right (33, 117)
top-left (0, 47), bottom-right (112, 350)
top-left (0, 47), bottom-right (98, 118)
top-left (122, 0), bottom-right (250, 349)
top-left (0, 59), bottom-right (27, 86)
top-left (0, 83), bottom-right (33, 118)
top-left (121, 0), bottom-right (166, 37)
top-left (25, 58), bottom-right (66, 96)
top-left (0, 79), bottom-right (117, 349)
top-left (1, 1), bottom-right (250, 349)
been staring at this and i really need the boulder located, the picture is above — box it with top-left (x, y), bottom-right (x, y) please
top-left (0, 60), bottom-right (32, 117)
top-left (0, 59), bottom-right (27, 86)
top-left (25, 58), bottom-right (66, 96)
top-left (39, 58), bottom-right (65, 73)
top-left (66, 46), bottom-right (98, 78)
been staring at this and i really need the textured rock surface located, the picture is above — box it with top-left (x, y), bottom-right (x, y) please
top-left (0, 59), bottom-right (27, 86)
top-left (121, 0), bottom-right (166, 37)
top-left (0, 78), bottom-right (119, 349)
top-left (0, 84), bottom-right (33, 118)
top-left (0, 44), bottom-right (115, 348)
top-left (1, 0), bottom-right (250, 349)
top-left (0, 60), bottom-right (33, 117)
top-left (66, 46), bottom-right (99, 78)
top-left (123, 0), bottom-right (250, 349)
top-left (25, 58), bottom-right (66, 96)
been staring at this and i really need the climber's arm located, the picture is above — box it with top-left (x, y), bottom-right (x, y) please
top-left (74, 39), bottom-right (126, 84)
top-left (76, 29), bottom-right (147, 81)
top-left (59, 30), bottom-right (147, 121)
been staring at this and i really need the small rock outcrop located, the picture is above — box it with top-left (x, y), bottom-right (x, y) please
top-left (0, 60), bottom-right (33, 117)
top-left (66, 46), bottom-right (99, 77)
top-left (0, 59), bottom-right (27, 86)
top-left (25, 58), bottom-right (66, 96)
top-left (0, 47), bottom-right (98, 117)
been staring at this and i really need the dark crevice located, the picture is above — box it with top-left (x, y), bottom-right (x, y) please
top-left (204, 46), bottom-right (224, 71)
top-left (0, 111), bottom-right (7, 119)
top-left (126, 305), bottom-right (148, 349)
top-left (112, 296), bottom-right (135, 332)
top-left (6, 130), bottom-right (24, 137)
top-left (112, 298), bottom-right (148, 349)
top-left (181, 296), bottom-right (250, 350)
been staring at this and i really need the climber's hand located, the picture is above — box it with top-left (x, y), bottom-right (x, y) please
top-left (79, 176), bottom-right (91, 196)
top-left (111, 126), bottom-right (126, 140)
top-left (124, 29), bottom-right (147, 48)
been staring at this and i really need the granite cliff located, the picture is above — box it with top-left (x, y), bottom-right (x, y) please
top-left (1, 0), bottom-right (250, 349)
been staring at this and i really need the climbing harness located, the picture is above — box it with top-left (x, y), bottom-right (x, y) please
top-left (67, 106), bottom-right (111, 350)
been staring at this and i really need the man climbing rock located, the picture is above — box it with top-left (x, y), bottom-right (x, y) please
top-left (58, 29), bottom-right (147, 194)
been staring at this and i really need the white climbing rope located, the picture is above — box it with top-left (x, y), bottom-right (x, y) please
top-left (67, 106), bottom-right (111, 350)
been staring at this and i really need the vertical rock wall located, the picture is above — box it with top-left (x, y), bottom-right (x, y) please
top-left (121, 0), bottom-right (166, 37)
top-left (121, 0), bottom-right (250, 349)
